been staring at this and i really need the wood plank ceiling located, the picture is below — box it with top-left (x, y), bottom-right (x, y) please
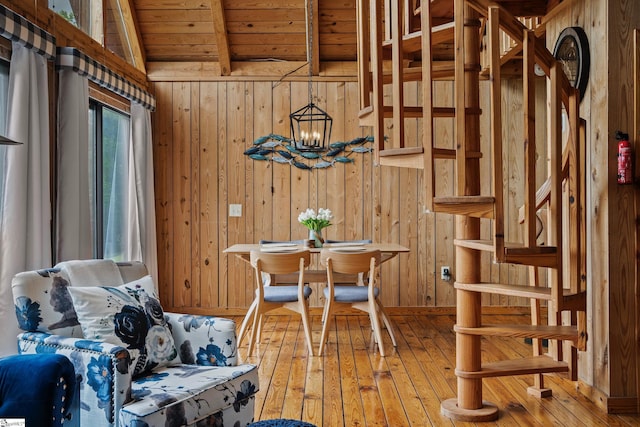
top-left (133, 0), bottom-right (363, 76)
top-left (130, 0), bottom-right (563, 77)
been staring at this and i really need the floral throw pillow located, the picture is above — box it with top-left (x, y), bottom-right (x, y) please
top-left (67, 275), bottom-right (178, 376)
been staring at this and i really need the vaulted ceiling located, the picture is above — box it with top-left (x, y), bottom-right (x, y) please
top-left (132, 0), bottom-right (363, 75)
top-left (130, 0), bottom-right (453, 76)
top-left (124, 0), bottom-right (564, 77)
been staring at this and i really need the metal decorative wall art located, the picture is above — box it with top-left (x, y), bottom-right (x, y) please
top-left (243, 134), bottom-right (374, 170)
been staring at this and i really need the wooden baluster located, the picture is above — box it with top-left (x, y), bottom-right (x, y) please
top-left (488, 5), bottom-right (504, 261)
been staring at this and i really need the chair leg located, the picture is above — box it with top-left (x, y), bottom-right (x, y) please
top-left (247, 304), bottom-right (262, 356)
top-left (368, 299), bottom-right (386, 356)
top-left (321, 296), bottom-right (329, 323)
top-left (377, 300), bottom-right (397, 347)
top-left (300, 301), bottom-right (314, 356)
top-left (237, 299), bottom-right (257, 347)
top-left (318, 299), bottom-right (335, 356)
top-left (257, 313), bottom-right (264, 343)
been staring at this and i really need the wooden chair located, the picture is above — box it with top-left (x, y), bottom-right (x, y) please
top-left (237, 240), bottom-right (306, 346)
top-left (321, 239), bottom-right (372, 323)
top-left (318, 248), bottom-right (397, 356)
top-left (242, 249), bottom-right (314, 356)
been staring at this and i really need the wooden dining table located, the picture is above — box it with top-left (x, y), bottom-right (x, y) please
top-left (223, 242), bottom-right (410, 346)
top-left (223, 242), bottom-right (409, 283)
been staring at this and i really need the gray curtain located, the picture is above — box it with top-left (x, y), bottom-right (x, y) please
top-left (0, 43), bottom-right (51, 355)
top-left (56, 69), bottom-right (91, 261)
top-left (127, 103), bottom-right (158, 283)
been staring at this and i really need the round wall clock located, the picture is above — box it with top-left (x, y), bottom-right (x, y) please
top-left (553, 26), bottom-right (590, 101)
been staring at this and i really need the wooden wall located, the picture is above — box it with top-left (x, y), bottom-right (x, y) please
top-left (151, 76), bottom-right (544, 315)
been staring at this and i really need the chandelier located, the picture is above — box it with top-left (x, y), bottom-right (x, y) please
top-left (289, 0), bottom-right (332, 152)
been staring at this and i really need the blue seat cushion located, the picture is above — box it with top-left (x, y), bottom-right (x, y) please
top-left (323, 286), bottom-right (379, 302)
top-left (262, 286), bottom-right (312, 302)
top-left (120, 364), bottom-right (259, 426)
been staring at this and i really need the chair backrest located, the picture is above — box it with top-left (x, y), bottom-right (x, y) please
top-left (250, 250), bottom-right (311, 301)
top-left (250, 249), bottom-right (311, 276)
top-left (321, 249), bottom-right (381, 277)
top-left (12, 261), bottom-right (148, 337)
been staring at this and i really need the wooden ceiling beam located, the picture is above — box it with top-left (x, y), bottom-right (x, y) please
top-left (210, 0), bottom-right (231, 76)
top-left (306, 0), bottom-right (320, 75)
top-left (146, 61), bottom-right (359, 82)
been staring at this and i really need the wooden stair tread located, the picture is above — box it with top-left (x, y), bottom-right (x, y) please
top-left (379, 147), bottom-right (424, 157)
top-left (432, 196), bottom-right (495, 218)
top-left (455, 282), bottom-right (586, 304)
top-left (381, 23), bottom-right (455, 54)
top-left (379, 147), bottom-right (479, 159)
top-left (454, 324), bottom-right (579, 342)
top-left (433, 196), bottom-right (495, 204)
top-left (377, 147), bottom-right (460, 169)
top-left (454, 239), bottom-right (495, 251)
top-left (504, 245), bottom-right (559, 268)
top-left (358, 105), bottom-right (373, 119)
top-left (358, 106), bottom-right (375, 127)
top-left (379, 147), bottom-right (424, 169)
top-left (455, 355), bottom-right (569, 379)
top-left (454, 240), bottom-right (558, 267)
top-left (379, 106), bottom-right (455, 118)
top-left (455, 282), bottom-right (554, 299)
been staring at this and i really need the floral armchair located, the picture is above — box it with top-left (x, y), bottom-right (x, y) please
top-left (12, 260), bottom-right (258, 427)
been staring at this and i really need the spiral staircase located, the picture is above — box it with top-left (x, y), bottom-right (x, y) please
top-left (357, 0), bottom-right (587, 420)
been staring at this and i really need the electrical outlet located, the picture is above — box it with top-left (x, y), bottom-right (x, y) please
top-left (441, 266), bottom-right (451, 281)
top-left (229, 204), bottom-right (242, 217)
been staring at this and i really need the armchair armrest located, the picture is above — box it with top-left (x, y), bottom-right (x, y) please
top-left (18, 332), bottom-right (137, 427)
top-left (165, 313), bottom-right (238, 366)
top-left (0, 353), bottom-right (77, 427)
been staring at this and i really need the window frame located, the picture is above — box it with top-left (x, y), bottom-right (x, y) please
top-left (88, 87), bottom-right (131, 259)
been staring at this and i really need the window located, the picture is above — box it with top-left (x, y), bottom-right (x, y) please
top-left (49, 0), bottom-right (99, 41)
top-left (49, 0), bottom-right (140, 69)
top-left (89, 100), bottom-right (131, 260)
top-left (0, 59), bottom-right (10, 208)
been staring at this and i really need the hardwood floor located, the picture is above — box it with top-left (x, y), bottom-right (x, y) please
top-left (234, 313), bottom-right (640, 426)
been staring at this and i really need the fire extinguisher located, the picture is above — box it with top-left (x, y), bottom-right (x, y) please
top-left (616, 130), bottom-right (634, 184)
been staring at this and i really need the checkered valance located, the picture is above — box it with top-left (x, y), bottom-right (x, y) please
top-left (57, 47), bottom-right (155, 111)
top-left (0, 4), bottom-right (56, 60)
